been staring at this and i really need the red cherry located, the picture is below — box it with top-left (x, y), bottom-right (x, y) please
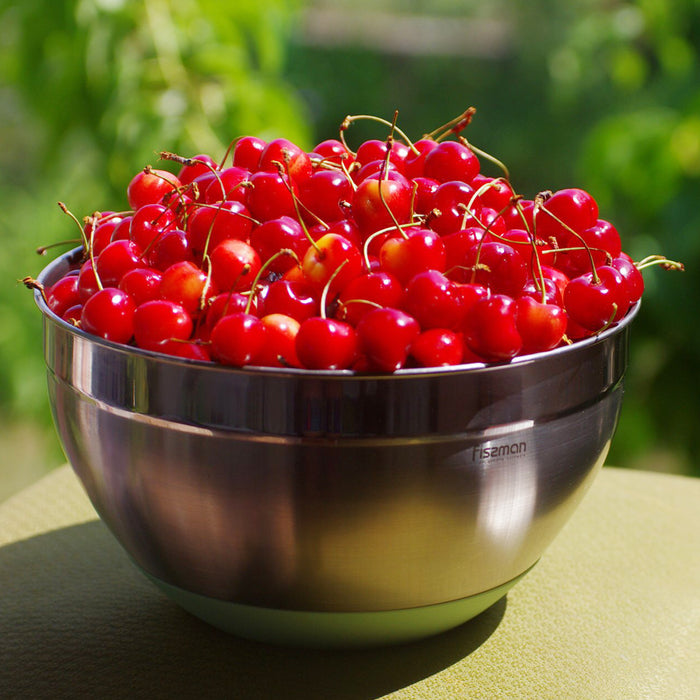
top-left (159, 260), bottom-right (212, 316)
top-left (312, 139), bottom-right (353, 166)
top-left (129, 203), bottom-right (177, 251)
top-left (249, 216), bottom-right (310, 274)
top-left (563, 265), bottom-right (631, 331)
top-left (210, 313), bottom-right (266, 366)
top-left (299, 169), bottom-right (353, 224)
top-left (351, 170), bottom-right (413, 236)
top-left (442, 227), bottom-right (490, 282)
top-left (187, 200), bottom-right (254, 255)
top-left (261, 278), bottom-right (319, 322)
top-left (246, 170), bottom-right (299, 221)
top-left (46, 274), bottom-right (80, 318)
top-left (403, 138), bottom-right (439, 179)
top-left (118, 267), bottom-right (162, 306)
top-left (610, 254), bottom-right (644, 304)
top-left (148, 228), bottom-right (193, 270)
top-left (379, 227), bottom-right (446, 285)
top-left (423, 140), bottom-right (480, 183)
top-left (463, 294), bottom-right (522, 362)
top-left (203, 166), bottom-right (250, 204)
top-left (557, 218), bottom-right (622, 278)
top-left (354, 139), bottom-right (407, 171)
top-left (204, 291), bottom-right (251, 332)
top-left (209, 239), bottom-right (261, 293)
top-left (301, 233), bottom-right (363, 296)
top-left (177, 153), bottom-right (217, 186)
top-left (295, 317), bottom-right (358, 370)
top-left (464, 241), bottom-right (528, 297)
top-left (127, 168), bottom-right (181, 210)
top-left (514, 296), bottom-right (567, 354)
top-left (356, 307), bottom-right (420, 372)
top-left (337, 271), bottom-right (404, 326)
top-left (411, 176), bottom-right (440, 215)
top-left (77, 259), bottom-right (101, 303)
top-left (535, 188), bottom-right (599, 245)
top-left (232, 136), bottom-right (267, 171)
top-left (402, 269), bottom-right (464, 330)
top-left (133, 299), bottom-right (193, 352)
top-left (257, 313), bottom-right (302, 368)
top-left (258, 137), bottom-right (313, 183)
top-left (472, 176), bottom-right (516, 213)
top-left (80, 287), bottom-right (135, 344)
top-left (410, 328), bottom-right (465, 367)
top-left (95, 241), bottom-right (144, 287)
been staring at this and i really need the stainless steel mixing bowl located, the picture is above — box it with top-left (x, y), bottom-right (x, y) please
top-left (35, 247), bottom-right (636, 647)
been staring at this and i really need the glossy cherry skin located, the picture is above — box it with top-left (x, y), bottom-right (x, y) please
top-left (534, 188), bottom-right (599, 245)
top-left (423, 140), bottom-right (480, 183)
top-left (159, 260), bottom-right (212, 316)
top-left (249, 216), bottom-right (311, 274)
top-left (208, 239), bottom-right (261, 293)
top-left (232, 136), bottom-right (266, 171)
top-left (133, 299), bottom-right (193, 352)
top-left (336, 271), bottom-right (404, 326)
top-left (301, 233), bottom-right (363, 296)
top-left (514, 296), bottom-right (567, 354)
top-left (256, 313), bottom-right (302, 368)
top-left (246, 170), bottom-right (299, 222)
top-left (80, 287), bottom-right (136, 345)
top-left (610, 254), bottom-right (644, 304)
top-left (118, 267), bottom-right (162, 306)
top-left (356, 307), bottom-right (421, 372)
top-left (379, 227), bottom-right (446, 285)
top-left (351, 170), bottom-right (413, 236)
top-left (402, 269), bottom-right (464, 330)
top-left (46, 274), bottom-right (80, 318)
top-left (177, 153), bottom-right (217, 186)
top-left (463, 241), bottom-right (528, 297)
top-left (127, 168), bottom-right (181, 210)
top-left (463, 294), bottom-right (522, 362)
top-left (295, 317), bottom-right (358, 370)
top-left (563, 265), bottom-right (630, 331)
top-left (410, 328), bottom-right (465, 367)
top-left (261, 279), bottom-right (319, 323)
top-left (210, 313), bottom-right (266, 366)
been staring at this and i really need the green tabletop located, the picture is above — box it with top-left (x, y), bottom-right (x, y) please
top-left (1, 465), bottom-right (698, 699)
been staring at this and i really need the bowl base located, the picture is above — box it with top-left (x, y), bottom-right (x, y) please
top-left (141, 565), bottom-right (533, 648)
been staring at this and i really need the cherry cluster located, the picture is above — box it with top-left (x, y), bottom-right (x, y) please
top-left (37, 111), bottom-right (674, 372)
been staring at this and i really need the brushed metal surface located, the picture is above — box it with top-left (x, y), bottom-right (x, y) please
top-left (36, 249), bottom-right (635, 612)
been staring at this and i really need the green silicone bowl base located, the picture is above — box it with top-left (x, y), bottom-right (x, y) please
top-left (141, 566), bottom-right (533, 648)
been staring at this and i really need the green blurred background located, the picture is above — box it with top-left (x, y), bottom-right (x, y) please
top-left (1, 0), bottom-right (698, 501)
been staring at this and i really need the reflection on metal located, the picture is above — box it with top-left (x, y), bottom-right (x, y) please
top-left (36, 248), bottom-right (635, 613)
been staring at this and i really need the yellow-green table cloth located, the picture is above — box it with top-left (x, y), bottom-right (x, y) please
top-left (1, 466), bottom-right (698, 699)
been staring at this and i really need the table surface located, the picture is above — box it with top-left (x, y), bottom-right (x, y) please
top-left (1, 465), bottom-right (699, 700)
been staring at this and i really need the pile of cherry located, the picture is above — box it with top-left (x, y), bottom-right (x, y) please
top-left (35, 112), bottom-right (679, 372)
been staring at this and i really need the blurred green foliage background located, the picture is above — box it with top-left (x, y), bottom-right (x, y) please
top-left (1, 0), bottom-right (697, 499)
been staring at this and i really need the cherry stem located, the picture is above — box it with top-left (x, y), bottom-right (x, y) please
top-left (273, 157), bottom-right (324, 253)
top-left (362, 221), bottom-right (416, 269)
top-left (58, 202), bottom-right (103, 290)
top-left (337, 297), bottom-right (383, 320)
top-left (21, 276), bottom-right (48, 305)
top-left (319, 259), bottom-right (349, 319)
top-left (36, 239), bottom-right (82, 255)
top-left (245, 248), bottom-right (300, 315)
top-left (426, 107), bottom-right (476, 142)
top-left (534, 191), bottom-right (600, 284)
top-left (635, 255), bottom-right (685, 272)
top-left (340, 112), bottom-right (418, 154)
